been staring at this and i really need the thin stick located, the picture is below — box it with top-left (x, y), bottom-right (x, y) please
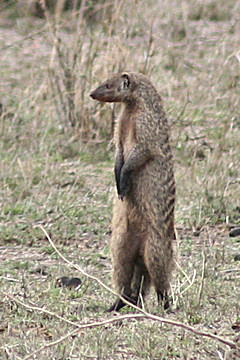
top-left (1, 291), bottom-right (79, 328)
top-left (2, 288), bottom-right (237, 360)
top-left (1, 226), bottom-right (238, 360)
top-left (175, 260), bottom-right (192, 285)
top-left (21, 314), bottom-right (146, 360)
top-left (196, 247), bottom-right (206, 308)
top-left (38, 225), bottom-right (124, 302)
top-left (37, 225), bottom-right (237, 350)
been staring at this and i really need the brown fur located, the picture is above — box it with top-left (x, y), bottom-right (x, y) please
top-left (90, 72), bottom-right (175, 311)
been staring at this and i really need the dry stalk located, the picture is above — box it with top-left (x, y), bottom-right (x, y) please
top-left (1, 225), bottom-right (238, 359)
top-left (21, 314), bottom-right (147, 360)
top-left (196, 244), bottom-right (206, 308)
top-left (1, 285), bottom-right (238, 360)
top-left (40, 0), bottom-right (87, 128)
top-left (1, 290), bottom-right (79, 328)
top-left (143, 23), bottom-right (155, 75)
top-left (175, 260), bottom-right (197, 297)
top-left (36, 226), bottom-right (238, 350)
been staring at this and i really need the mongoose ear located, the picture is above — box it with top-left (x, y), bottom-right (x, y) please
top-left (121, 73), bottom-right (131, 89)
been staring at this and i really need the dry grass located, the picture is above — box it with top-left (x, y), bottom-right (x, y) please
top-left (0, 0), bottom-right (240, 359)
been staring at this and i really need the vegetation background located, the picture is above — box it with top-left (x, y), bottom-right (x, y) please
top-left (0, 0), bottom-right (240, 359)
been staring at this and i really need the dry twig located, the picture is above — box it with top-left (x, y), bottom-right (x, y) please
top-left (1, 225), bottom-right (238, 358)
top-left (39, 226), bottom-right (238, 350)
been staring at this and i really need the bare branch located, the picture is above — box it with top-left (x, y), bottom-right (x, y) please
top-left (39, 225), bottom-right (239, 350)
top-left (1, 225), bottom-right (238, 359)
top-left (1, 290), bottom-right (79, 328)
top-left (21, 313), bottom-right (146, 360)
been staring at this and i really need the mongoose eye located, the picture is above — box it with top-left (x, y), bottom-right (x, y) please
top-left (105, 83), bottom-right (110, 89)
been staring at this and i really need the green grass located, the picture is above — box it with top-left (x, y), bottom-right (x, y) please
top-left (0, 0), bottom-right (240, 359)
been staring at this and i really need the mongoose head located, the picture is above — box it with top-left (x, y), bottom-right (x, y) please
top-left (90, 72), bottom-right (138, 103)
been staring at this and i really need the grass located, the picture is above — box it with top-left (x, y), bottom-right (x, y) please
top-left (0, 0), bottom-right (240, 359)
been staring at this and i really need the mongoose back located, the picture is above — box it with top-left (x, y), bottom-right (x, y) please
top-left (90, 72), bottom-right (175, 311)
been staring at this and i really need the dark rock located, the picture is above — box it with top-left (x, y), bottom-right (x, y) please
top-left (229, 228), bottom-right (240, 237)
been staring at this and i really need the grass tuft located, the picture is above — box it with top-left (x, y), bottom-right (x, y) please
top-left (0, 0), bottom-right (239, 359)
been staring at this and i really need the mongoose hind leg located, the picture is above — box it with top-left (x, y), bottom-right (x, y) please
top-left (144, 230), bottom-right (173, 310)
top-left (131, 259), bottom-right (151, 307)
top-left (157, 291), bottom-right (170, 310)
top-left (106, 261), bottom-right (151, 312)
top-left (106, 295), bottom-right (137, 312)
top-left (108, 201), bottom-right (140, 312)
top-left (106, 256), bottom-right (135, 312)
top-left (108, 200), bottom-right (147, 312)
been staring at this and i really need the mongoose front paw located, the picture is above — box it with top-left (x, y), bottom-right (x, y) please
top-left (119, 175), bottom-right (131, 201)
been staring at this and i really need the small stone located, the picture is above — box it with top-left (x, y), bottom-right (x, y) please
top-left (229, 228), bottom-right (240, 237)
top-left (232, 322), bottom-right (240, 331)
top-left (234, 254), bottom-right (240, 261)
top-left (56, 276), bottom-right (82, 290)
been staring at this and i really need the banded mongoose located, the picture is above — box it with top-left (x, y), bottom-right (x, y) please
top-left (90, 72), bottom-right (175, 311)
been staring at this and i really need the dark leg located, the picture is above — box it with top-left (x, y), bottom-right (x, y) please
top-left (131, 259), bottom-right (151, 308)
top-left (106, 266), bottom-right (151, 312)
top-left (108, 198), bottom-right (150, 312)
top-left (108, 200), bottom-right (141, 312)
top-left (144, 229), bottom-right (173, 311)
top-left (106, 295), bottom-right (137, 312)
top-left (157, 291), bottom-right (170, 310)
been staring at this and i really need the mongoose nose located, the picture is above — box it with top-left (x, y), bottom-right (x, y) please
top-left (90, 91), bottom-right (96, 99)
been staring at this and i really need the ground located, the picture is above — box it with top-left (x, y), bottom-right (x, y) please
top-left (0, 1), bottom-right (240, 359)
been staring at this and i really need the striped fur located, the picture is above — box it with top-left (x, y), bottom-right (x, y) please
top-left (90, 72), bottom-right (176, 311)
